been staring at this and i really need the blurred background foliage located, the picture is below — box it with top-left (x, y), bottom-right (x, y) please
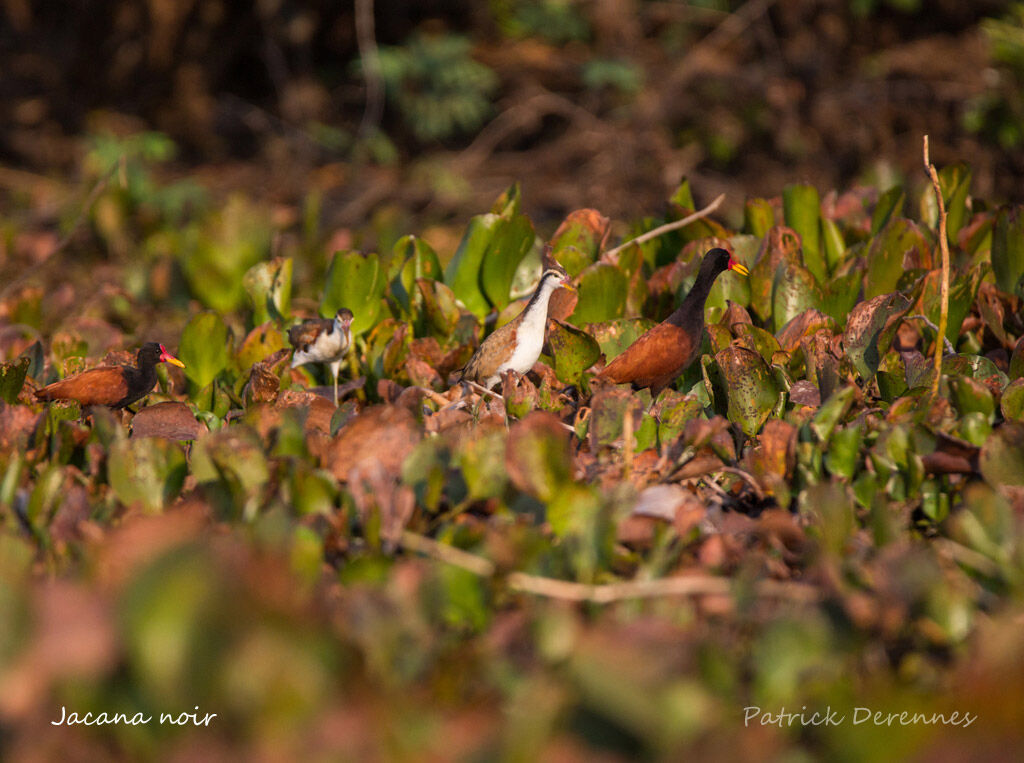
top-left (3, 0), bottom-right (1024, 236)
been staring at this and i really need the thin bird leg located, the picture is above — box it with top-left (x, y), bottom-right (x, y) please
top-left (329, 359), bottom-right (341, 406)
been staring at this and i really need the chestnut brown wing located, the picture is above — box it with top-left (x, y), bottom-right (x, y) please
top-left (34, 366), bottom-right (130, 406)
top-left (288, 319), bottom-right (332, 351)
top-left (600, 323), bottom-right (699, 389)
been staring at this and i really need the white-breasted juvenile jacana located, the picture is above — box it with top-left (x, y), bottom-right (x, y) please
top-left (459, 268), bottom-right (574, 390)
top-left (289, 308), bottom-right (354, 405)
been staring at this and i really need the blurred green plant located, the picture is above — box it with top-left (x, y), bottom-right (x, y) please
top-left (374, 33), bottom-right (499, 142)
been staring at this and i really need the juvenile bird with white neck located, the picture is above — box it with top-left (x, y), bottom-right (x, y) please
top-left (459, 267), bottom-right (574, 390)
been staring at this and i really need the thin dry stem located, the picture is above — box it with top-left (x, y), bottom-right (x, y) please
top-left (922, 135), bottom-right (951, 399)
top-left (400, 531), bottom-right (820, 603)
top-left (603, 193), bottom-right (726, 261)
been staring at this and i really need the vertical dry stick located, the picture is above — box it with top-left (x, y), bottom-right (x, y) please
top-left (923, 135), bottom-right (950, 399)
top-left (355, 0), bottom-right (384, 138)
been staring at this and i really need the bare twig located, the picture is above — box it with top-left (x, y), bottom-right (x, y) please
top-left (400, 531), bottom-right (820, 603)
top-left (603, 193), bottom-right (726, 261)
top-left (923, 136), bottom-right (951, 400)
top-left (355, 0), bottom-right (384, 139)
top-left (905, 314), bottom-right (956, 355)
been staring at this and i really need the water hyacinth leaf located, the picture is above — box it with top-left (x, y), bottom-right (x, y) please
top-left (322, 249), bottom-right (385, 335)
top-left (921, 264), bottom-right (985, 343)
top-left (481, 213), bottom-right (536, 312)
top-left (821, 262), bottom-right (864, 327)
top-left (180, 311), bottom-right (229, 388)
top-left (547, 320), bottom-right (601, 385)
top-left (243, 257), bottom-right (292, 324)
top-left (569, 263), bottom-right (628, 326)
top-left (865, 219), bottom-right (931, 299)
top-left (0, 357), bottom-right (29, 404)
top-left (549, 209), bottom-right (610, 273)
top-left (991, 205), bottom-right (1024, 296)
top-left (714, 345), bottom-right (779, 436)
top-left (772, 262), bottom-right (824, 334)
top-left (1010, 337), bottom-right (1024, 380)
top-left (108, 437), bottom-right (187, 513)
top-left (812, 385), bottom-right (855, 444)
top-left (444, 214), bottom-right (498, 318)
top-left (941, 354), bottom-right (1007, 387)
top-left (843, 292), bottom-right (912, 380)
top-left (733, 323), bottom-right (781, 365)
top-left (587, 318), bottom-right (656, 361)
top-left (417, 278), bottom-right (462, 338)
top-left (505, 412), bottom-right (573, 502)
top-left (825, 422), bottom-right (863, 479)
top-left (745, 198), bottom-right (775, 237)
top-left (979, 422), bottom-right (1024, 489)
top-left (871, 186), bottom-right (905, 235)
top-left (657, 392), bottom-right (704, 445)
top-left (457, 429), bottom-right (507, 500)
top-left (749, 227), bottom-right (802, 323)
top-left (782, 183), bottom-right (823, 282)
top-left (821, 217), bottom-right (846, 273)
top-left (938, 163), bottom-right (972, 244)
top-left (1000, 378), bottom-right (1024, 422)
top-left (392, 235), bottom-right (442, 314)
top-left (236, 323), bottom-right (286, 372)
top-left (949, 376), bottom-right (995, 420)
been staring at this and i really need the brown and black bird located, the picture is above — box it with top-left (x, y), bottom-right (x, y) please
top-left (599, 247), bottom-right (748, 395)
top-left (34, 342), bottom-right (185, 409)
top-left (460, 268), bottom-right (574, 390)
top-left (289, 308), bottom-right (354, 405)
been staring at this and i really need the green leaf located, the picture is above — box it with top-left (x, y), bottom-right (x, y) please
top-left (991, 205), bottom-right (1024, 296)
top-left (481, 213), bottom-right (536, 312)
top-left (444, 214), bottom-right (496, 318)
top-left (812, 385), bottom-right (856, 444)
top-left (547, 320), bottom-right (601, 385)
top-left (865, 219), bottom-right (930, 299)
top-left (980, 422), bottom-right (1024, 488)
top-left (744, 198), bottom-right (775, 237)
top-left (821, 262), bottom-right (864, 327)
top-left (0, 357), bottom-right (29, 404)
top-left (322, 249), bottom-right (385, 335)
top-left (842, 292), bottom-right (912, 380)
top-left (938, 163), bottom-right (972, 244)
top-left (783, 183), bottom-right (823, 281)
top-left (108, 437), bottom-right (187, 514)
top-left (950, 376), bottom-right (995, 420)
top-left (871, 186), bottom-right (905, 235)
top-left (714, 346), bottom-right (779, 436)
top-left (391, 235), bottom-right (442, 314)
top-left (825, 422), bottom-right (863, 479)
top-left (1000, 378), bottom-right (1024, 422)
top-left (180, 311), bottom-right (229, 388)
top-left (921, 264), bottom-right (985, 343)
top-left (549, 209), bottom-right (609, 275)
top-left (243, 257), bottom-right (292, 324)
top-left (568, 263), bottom-right (628, 326)
top-left (771, 262), bottom-right (824, 334)
top-left (821, 217), bottom-right (846, 273)
top-left (586, 318), bottom-right (657, 361)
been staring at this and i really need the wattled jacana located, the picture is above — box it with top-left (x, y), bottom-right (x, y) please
top-left (599, 247), bottom-right (749, 395)
top-left (33, 342), bottom-right (185, 409)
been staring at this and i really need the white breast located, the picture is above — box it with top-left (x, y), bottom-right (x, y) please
top-left (496, 279), bottom-right (558, 376)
